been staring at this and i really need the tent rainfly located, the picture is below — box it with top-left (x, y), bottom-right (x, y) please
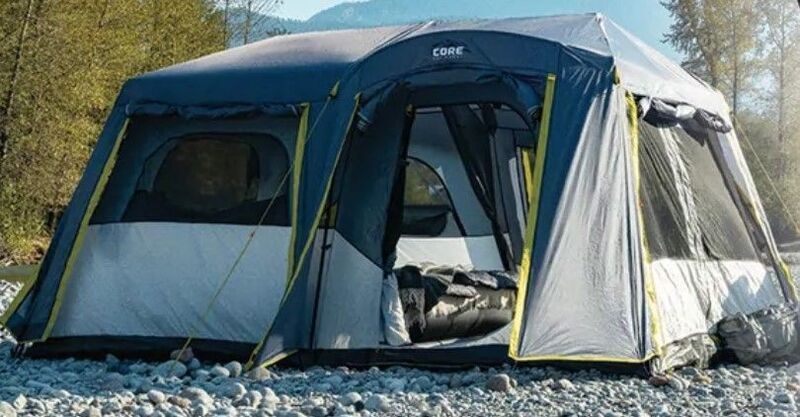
top-left (2, 13), bottom-right (796, 374)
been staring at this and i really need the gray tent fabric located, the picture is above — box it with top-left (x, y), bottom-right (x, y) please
top-left (513, 87), bottom-right (648, 361)
top-left (5, 14), bottom-right (795, 373)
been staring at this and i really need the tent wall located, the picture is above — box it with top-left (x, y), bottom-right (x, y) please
top-left (715, 129), bottom-right (798, 301)
top-left (6, 106), bottom-right (129, 342)
top-left (313, 232), bottom-right (385, 349)
top-left (513, 84), bottom-right (649, 362)
top-left (636, 115), bottom-right (789, 349)
top-left (8, 111), bottom-right (303, 346)
top-left (51, 223), bottom-right (288, 343)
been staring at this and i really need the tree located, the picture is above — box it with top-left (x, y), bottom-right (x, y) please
top-left (217, 0), bottom-right (284, 46)
top-left (662, 0), bottom-right (761, 117)
top-left (758, 0), bottom-right (800, 179)
top-left (0, 0), bottom-right (226, 262)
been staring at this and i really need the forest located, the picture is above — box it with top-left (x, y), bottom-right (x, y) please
top-left (0, 0), bottom-right (798, 263)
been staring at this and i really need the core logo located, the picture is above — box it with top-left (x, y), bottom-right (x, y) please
top-left (432, 42), bottom-right (469, 60)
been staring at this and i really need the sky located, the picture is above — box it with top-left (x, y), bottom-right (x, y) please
top-left (276, 0), bottom-right (681, 60)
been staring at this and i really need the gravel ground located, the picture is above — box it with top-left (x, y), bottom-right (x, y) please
top-left (1, 270), bottom-right (800, 417)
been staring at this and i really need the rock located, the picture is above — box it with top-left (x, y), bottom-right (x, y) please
top-left (170, 347), bottom-right (194, 363)
top-left (721, 399), bottom-right (738, 413)
top-left (308, 406), bottom-right (328, 417)
top-left (261, 387), bottom-right (279, 404)
top-left (10, 395), bottom-right (25, 411)
top-left (553, 379), bottom-right (575, 391)
top-left (340, 392), bottom-right (362, 406)
top-left (486, 374), bottom-right (513, 392)
top-left (448, 374), bottom-right (463, 388)
top-left (324, 375), bottom-right (344, 386)
top-left (215, 406), bottom-right (239, 417)
top-left (192, 404), bottom-right (210, 417)
top-left (210, 365), bottom-right (230, 378)
top-left (667, 375), bottom-right (689, 391)
top-left (181, 387), bottom-right (214, 408)
top-left (0, 402), bottom-right (16, 417)
top-left (187, 358), bottom-right (202, 371)
top-left (134, 404), bottom-right (154, 417)
top-left (81, 407), bottom-right (102, 417)
top-left (648, 375), bottom-right (670, 387)
top-left (364, 394), bottom-right (390, 412)
top-left (234, 390), bottom-right (262, 408)
top-left (219, 382), bottom-right (247, 399)
top-left (148, 390), bottom-right (167, 405)
top-left (169, 395), bottom-right (192, 408)
top-left (246, 366), bottom-right (271, 381)
top-left (412, 376), bottom-right (434, 391)
top-left (224, 361), bottom-right (243, 378)
top-left (774, 391), bottom-right (795, 404)
top-left (102, 399), bottom-right (122, 414)
top-left (153, 360), bottom-right (188, 378)
top-left (277, 411), bottom-right (307, 417)
top-left (383, 377), bottom-right (406, 392)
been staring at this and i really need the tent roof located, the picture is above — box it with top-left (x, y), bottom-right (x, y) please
top-left (120, 13), bottom-right (727, 116)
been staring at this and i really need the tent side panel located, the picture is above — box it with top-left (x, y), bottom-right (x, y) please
top-left (514, 84), bottom-right (647, 362)
top-left (6, 107), bottom-right (129, 341)
top-left (717, 129), bottom-right (798, 302)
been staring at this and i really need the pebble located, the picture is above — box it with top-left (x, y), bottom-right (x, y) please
top-left (224, 361), bottom-right (243, 378)
top-left (246, 366), bottom-right (271, 381)
top-left (210, 365), bottom-right (231, 378)
top-left (153, 360), bottom-right (188, 378)
top-left (364, 394), bottom-right (391, 412)
top-left (486, 373), bottom-right (513, 392)
top-left (0, 402), bottom-right (15, 417)
top-left (4, 275), bottom-right (800, 417)
top-left (170, 347), bottom-right (194, 363)
top-left (340, 392), bottom-right (361, 406)
top-left (147, 389), bottom-right (167, 404)
top-left (219, 382), bottom-right (247, 399)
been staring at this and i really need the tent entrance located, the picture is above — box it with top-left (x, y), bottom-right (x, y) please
top-left (379, 101), bottom-right (536, 347)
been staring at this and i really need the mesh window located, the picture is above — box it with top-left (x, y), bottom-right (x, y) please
top-left (402, 158), bottom-right (457, 237)
top-left (124, 135), bottom-right (289, 225)
top-left (676, 124), bottom-right (758, 260)
top-left (639, 123), bottom-right (692, 259)
top-left (154, 139), bottom-right (257, 214)
top-left (639, 121), bottom-right (758, 261)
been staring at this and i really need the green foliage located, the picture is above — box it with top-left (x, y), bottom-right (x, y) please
top-left (663, 0), bottom-right (800, 242)
top-left (0, 0), bottom-right (226, 262)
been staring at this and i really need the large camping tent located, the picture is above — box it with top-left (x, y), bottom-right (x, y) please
top-left (2, 13), bottom-right (796, 373)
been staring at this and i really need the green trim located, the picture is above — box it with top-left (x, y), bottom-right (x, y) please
top-left (0, 264), bottom-right (39, 325)
top-left (247, 94), bottom-right (363, 369)
top-left (521, 148), bottom-right (535, 207)
top-left (626, 90), bottom-right (663, 358)
top-left (287, 104), bottom-right (311, 283)
top-left (284, 94), bottom-right (360, 295)
top-left (329, 81), bottom-right (340, 98)
top-left (40, 118), bottom-right (130, 341)
top-left (509, 74), bottom-right (556, 360)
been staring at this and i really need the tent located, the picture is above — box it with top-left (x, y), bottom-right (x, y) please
top-left (2, 13), bottom-right (796, 373)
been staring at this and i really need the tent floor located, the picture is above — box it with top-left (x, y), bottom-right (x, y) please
top-left (24, 336), bottom-right (255, 363)
top-left (23, 338), bottom-right (650, 375)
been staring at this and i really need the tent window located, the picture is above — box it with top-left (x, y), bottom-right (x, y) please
top-left (639, 121), bottom-right (758, 261)
top-left (402, 158), bottom-right (457, 237)
top-left (154, 139), bottom-right (257, 215)
top-left (124, 134), bottom-right (289, 225)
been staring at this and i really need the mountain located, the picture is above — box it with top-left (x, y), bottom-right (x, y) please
top-left (246, 0), bottom-right (679, 60)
